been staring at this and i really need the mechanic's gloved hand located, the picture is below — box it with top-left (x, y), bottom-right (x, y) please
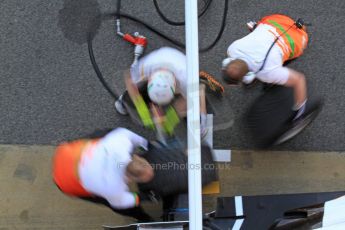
top-left (242, 72), bottom-right (256, 85)
top-left (292, 99), bottom-right (307, 121)
top-left (242, 72), bottom-right (258, 89)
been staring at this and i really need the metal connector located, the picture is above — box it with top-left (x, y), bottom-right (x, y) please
top-left (116, 19), bottom-right (124, 37)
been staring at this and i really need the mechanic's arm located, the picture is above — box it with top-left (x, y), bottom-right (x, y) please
top-left (124, 70), bottom-right (154, 128)
top-left (124, 70), bottom-right (141, 102)
top-left (199, 83), bottom-right (208, 131)
top-left (116, 127), bottom-right (148, 151)
top-left (284, 69), bottom-right (307, 108)
top-left (171, 84), bottom-right (207, 118)
top-left (199, 83), bottom-right (207, 115)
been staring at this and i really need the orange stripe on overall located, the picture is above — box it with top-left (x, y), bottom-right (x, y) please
top-left (53, 139), bottom-right (98, 197)
top-left (259, 14), bottom-right (309, 62)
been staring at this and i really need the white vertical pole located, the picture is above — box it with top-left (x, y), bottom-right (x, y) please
top-left (185, 0), bottom-right (202, 229)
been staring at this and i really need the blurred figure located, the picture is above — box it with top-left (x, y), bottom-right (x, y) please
top-left (52, 127), bottom-right (217, 222)
top-left (114, 47), bottom-right (209, 137)
top-left (222, 14), bottom-right (309, 122)
top-left (52, 127), bottom-right (154, 222)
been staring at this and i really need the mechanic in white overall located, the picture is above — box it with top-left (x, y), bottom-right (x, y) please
top-left (52, 127), bottom-right (154, 221)
top-left (114, 47), bottom-right (209, 137)
top-left (222, 14), bottom-right (309, 121)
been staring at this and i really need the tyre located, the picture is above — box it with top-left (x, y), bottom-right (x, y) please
top-left (273, 98), bottom-right (323, 145)
top-left (246, 85), bottom-right (323, 148)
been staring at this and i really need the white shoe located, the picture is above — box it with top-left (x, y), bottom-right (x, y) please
top-left (114, 95), bottom-right (128, 115)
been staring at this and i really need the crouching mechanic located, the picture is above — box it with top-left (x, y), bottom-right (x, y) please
top-left (222, 14), bottom-right (309, 121)
top-left (52, 127), bottom-right (154, 222)
top-left (114, 47), bottom-right (209, 136)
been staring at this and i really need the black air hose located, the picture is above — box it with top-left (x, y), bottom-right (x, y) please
top-left (87, 0), bottom-right (229, 99)
top-left (153, 0), bottom-right (213, 26)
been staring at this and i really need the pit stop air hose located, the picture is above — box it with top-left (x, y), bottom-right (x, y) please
top-left (87, 0), bottom-right (229, 100)
top-left (153, 0), bottom-right (213, 26)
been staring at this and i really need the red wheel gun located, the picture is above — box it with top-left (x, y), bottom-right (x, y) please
top-left (116, 18), bottom-right (147, 66)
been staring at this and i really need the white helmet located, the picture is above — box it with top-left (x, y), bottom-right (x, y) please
top-left (147, 70), bottom-right (176, 105)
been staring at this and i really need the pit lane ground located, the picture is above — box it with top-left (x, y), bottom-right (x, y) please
top-left (1, 145), bottom-right (345, 229)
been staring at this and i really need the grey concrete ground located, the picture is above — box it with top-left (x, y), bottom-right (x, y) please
top-left (1, 0), bottom-right (345, 150)
top-left (1, 145), bottom-right (345, 229)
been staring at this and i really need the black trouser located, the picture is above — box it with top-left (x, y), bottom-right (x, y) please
top-left (79, 196), bottom-right (154, 222)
